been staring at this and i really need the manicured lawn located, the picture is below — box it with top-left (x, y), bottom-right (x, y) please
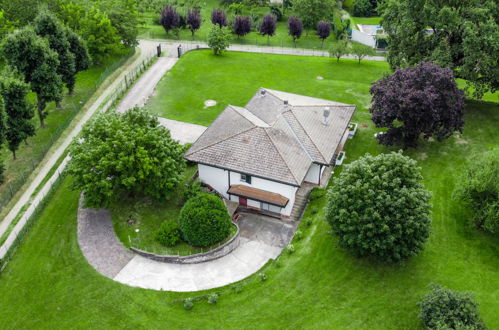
top-left (139, 0), bottom-right (344, 49)
top-left (0, 48), bottom-right (133, 214)
top-left (0, 51), bottom-right (497, 329)
top-left (110, 165), bottom-right (236, 256)
top-left (351, 16), bottom-right (382, 26)
top-left (146, 50), bottom-right (390, 125)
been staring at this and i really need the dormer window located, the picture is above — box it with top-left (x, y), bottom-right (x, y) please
top-left (240, 174), bottom-right (252, 184)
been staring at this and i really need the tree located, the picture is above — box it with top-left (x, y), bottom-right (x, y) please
top-left (186, 9), bottom-right (201, 39)
top-left (0, 70), bottom-right (35, 159)
top-left (350, 42), bottom-right (375, 63)
top-left (329, 41), bottom-right (349, 62)
top-left (370, 62), bottom-right (465, 148)
top-left (259, 14), bottom-right (276, 45)
top-left (419, 285), bottom-right (486, 330)
top-left (99, 0), bottom-right (139, 47)
top-left (233, 15), bottom-right (252, 39)
top-left (453, 148), bottom-right (498, 235)
top-left (67, 107), bottom-right (186, 208)
top-left (179, 192), bottom-right (232, 247)
top-left (211, 8), bottom-right (227, 28)
top-left (0, 95), bottom-right (4, 183)
top-left (33, 11), bottom-right (76, 96)
top-left (208, 26), bottom-right (231, 55)
top-left (293, 0), bottom-right (335, 32)
top-left (1, 27), bottom-right (63, 127)
top-left (64, 27), bottom-right (91, 79)
top-left (379, 0), bottom-right (498, 98)
top-left (160, 5), bottom-right (180, 37)
top-left (0, 10), bottom-right (15, 39)
top-left (287, 16), bottom-right (303, 46)
top-left (326, 152), bottom-right (432, 262)
top-left (353, 0), bottom-right (374, 17)
top-left (316, 21), bottom-right (331, 48)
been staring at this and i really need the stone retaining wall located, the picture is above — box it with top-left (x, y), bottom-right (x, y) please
top-left (130, 224), bottom-right (240, 264)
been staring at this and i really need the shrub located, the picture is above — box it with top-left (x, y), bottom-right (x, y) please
top-left (453, 148), bottom-right (498, 235)
top-left (326, 152), bottom-right (432, 262)
top-left (286, 244), bottom-right (295, 254)
top-left (208, 25), bottom-right (231, 55)
top-left (309, 187), bottom-right (326, 201)
top-left (294, 230), bottom-right (303, 241)
top-left (183, 180), bottom-right (203, 203)
top-left (259, 272), bottom-right (267, 281)
top-left (183, 298), bottom-right (194, 310)
top-left (419, 285), bottom-right (486, 329)
top-left (155, 221), bottom-right (181, 247)
top-left (208, 293), bottom-right (218, 304)
top-left (179, 192), bottom-right (232, 247)
top-left (353, 0), bottom-right (374, 17)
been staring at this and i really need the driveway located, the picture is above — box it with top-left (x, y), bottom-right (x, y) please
top-left (78, 202), bottom-right (296, 292)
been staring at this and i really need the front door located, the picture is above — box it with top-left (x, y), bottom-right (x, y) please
top-left (239, 197), bottom-right (247, 207)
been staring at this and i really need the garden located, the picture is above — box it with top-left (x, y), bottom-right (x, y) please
top-left (0, 49), bottom-right (497, 329)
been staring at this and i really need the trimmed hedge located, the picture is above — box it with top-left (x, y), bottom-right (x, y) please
top-left (155, 221), bottom-right (181, 247)
top-left (179, 192), bottom-right (232, 247)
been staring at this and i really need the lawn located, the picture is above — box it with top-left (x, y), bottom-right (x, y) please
top-left (139, 0), bottom-right (345, 49)
top-left (146, 50), bottom-right (389, 126)
top-left (110, 164), bottom-right (236, 256)
top-left (0, 48), bottom-right (134, 215)
top-left (0, 51), bottom-right (497, 329)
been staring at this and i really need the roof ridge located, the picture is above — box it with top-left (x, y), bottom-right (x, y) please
top-left (185, 126), bottom-right (256, 157)
top-left (291, 104), bottom-right (356, 108)
top-left (263, 127), bottom-right (300, 185)
top-left (280, 115), bottom-right (314, 162)
top-left (285, 110), bottom-right (329, 163)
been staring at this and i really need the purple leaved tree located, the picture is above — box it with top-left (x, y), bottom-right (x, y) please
top-left (160, 5), bottom-right (180, 36)
top-left (370, 62), bottom-right (465, 148)
top-left (316, 21), bottom-right (331, 48)
top-left (288, 16), bottom-right (303, 47)
top-left (233, 16), bottom-right (252, 39)
top-left (186, 9), bottom-right (201, 39)
top-left (260, 14), bottom-right (276, 45)
top-left (211, 8), bottom-right (227, 28)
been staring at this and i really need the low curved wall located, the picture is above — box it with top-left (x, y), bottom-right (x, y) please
top-left (130, 224), bottom-right (240, 264)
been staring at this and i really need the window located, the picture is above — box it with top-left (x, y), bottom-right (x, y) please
top-left (260, 202), bottom-right (281, 214)
top-left (240, 174), bottom-right (251, 184)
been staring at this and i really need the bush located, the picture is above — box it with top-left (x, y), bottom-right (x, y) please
top-left (182, 180), bottom-right (203, 203)
top-left (179, 192), bottom-right (232, 247)
top-left (208, 293), bottom-right (218, 304)
top-left (326, 152), bottom-right (432, 262)
top-left (183, 298), bottom-right (194, 310)
top-left (155, 221), bottom-right (181, 247)
top-left (453, 148), bottom-right (498, 234)
top-left (208, 25), bottom-right (231, 55)
top-left (259, 272), bottom-right (267, 281)
top-left (309, 187), bottom-right (326, 201)
top-left (286, 244), bottom-right (295, 254)
top-left (353, 0), bottom-right (374, 17)
top-left (419, 285), bottom-right (486, 329)
top-left (294, 230), bottom-right (303, 241)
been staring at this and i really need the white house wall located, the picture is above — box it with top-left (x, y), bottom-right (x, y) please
top-left (197, 164), bottom-right (298, 217)
top-left (351, 29), bottom-right (376, 48)
top-left (304, 164), bottom-right (321, 184)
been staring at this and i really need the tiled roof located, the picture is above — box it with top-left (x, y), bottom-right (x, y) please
top-left (185, 88), bottom-right (356, 185)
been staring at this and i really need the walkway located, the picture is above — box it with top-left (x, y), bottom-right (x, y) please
top-left (77, 201), bottom-right (295, 291)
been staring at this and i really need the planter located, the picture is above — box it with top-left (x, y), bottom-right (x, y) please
top-left (348, 123), bottom-right (358, 139)
top-left (335, 151), bottom-right (346, 166)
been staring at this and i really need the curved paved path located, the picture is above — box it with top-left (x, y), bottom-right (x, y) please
top-left (77, 200), bottom-right (295, 292)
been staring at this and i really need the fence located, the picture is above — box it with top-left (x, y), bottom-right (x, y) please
top-left (0, 48), bottom-right (151, 272)
top-left (0, 49), bottom-right (135, 215)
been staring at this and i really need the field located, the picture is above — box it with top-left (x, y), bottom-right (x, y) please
top-left (0, 50), bottom-right (497, 329)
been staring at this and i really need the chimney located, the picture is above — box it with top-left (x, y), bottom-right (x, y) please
top-left (323, 107), bottom-right (331, 125)
top-left (260, 89), bottom-right (266, 96)
top-left (283, 100), bottom-right (288, 105)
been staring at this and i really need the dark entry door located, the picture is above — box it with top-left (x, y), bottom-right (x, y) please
top-left (239, 197), bottom-right (247, 206)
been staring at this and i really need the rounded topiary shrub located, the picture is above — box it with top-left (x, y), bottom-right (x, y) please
top-left (179, 192), bottom-right (232, 247)
top-left (155, 221), bottom-right (181, 247)
top-left (419, 285), bottom-right (486, 329)
top-left (326, 152), bottom-right (432, 262)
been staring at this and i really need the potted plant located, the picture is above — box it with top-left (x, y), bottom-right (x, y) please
top-left (348, 122), bottom-right (358, 139)
top-left (335, 151), bottom-right (346, 166)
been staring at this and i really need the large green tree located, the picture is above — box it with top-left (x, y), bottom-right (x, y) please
top-left (64, 27), bottom-right (91, 81)
top-left (326, 152), bottom-right (432, 262)
top-left (0, 95), bottom-right (5, 183)
top-left (379, 0), bottom-right (498, 98)
top-left (33, 11), bottom-right (76, 96)
top-left (1, 27), bottom-right (63, 127)
top-left (98, 0), bottom-right (139, 47)
top-left (293, 0), bottom-right (336, 31)
top-left (0, 10), bottom-right (16, 39)
top-left (0, 69), bottom-right (35, 159)
top-left (67, 107), bottom-right (186, 208)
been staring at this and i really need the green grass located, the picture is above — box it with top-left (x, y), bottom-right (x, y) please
top-left (0, 51), bottom-right (498, 329)
top-left (139, 0), bottom-right (344, 49)
top-left (351, 16), bottom-right (382, 26)
top-left (110, 165), bottom-right (234, 256)
top-left (146, 50), bottom-right (390, 125)
top-left (0, 48), bottom-right (133, 213)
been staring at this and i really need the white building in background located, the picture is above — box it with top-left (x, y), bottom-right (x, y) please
top-left (185, 88), bottom-right (355, 218)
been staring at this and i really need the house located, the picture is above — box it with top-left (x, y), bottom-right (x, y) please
top-left (185, 88), bottom-right (356, 218)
